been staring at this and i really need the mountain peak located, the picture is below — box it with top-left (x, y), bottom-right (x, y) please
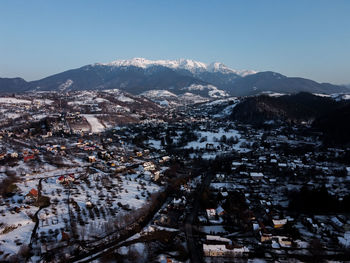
top-left (207, 62), bottom-right (231, 73)
top-left (98, 57), bottom-right (255, 76)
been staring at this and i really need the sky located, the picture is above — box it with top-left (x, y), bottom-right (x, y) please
top-left (0, 0), bottom-right (349, 84)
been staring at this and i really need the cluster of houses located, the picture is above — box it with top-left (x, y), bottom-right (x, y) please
top-left (194, 127), bottom-right (350, 260)
top-left (203, 236), bottom-right (249, 258)
top-left (0, 147), bottom-right (38, 162)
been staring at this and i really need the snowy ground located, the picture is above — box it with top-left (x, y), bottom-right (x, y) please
top-left (83, 114), bottom-right (106, 133)
top-left (184, 128), bottom-right (240, 150)
top-left (0, 98), bottom-right (32, 104)
top-left (0, 179), bottom-right (39, 258)
top-left (0, 147), bottom-right (163, 260)
top-left (31, 165), bottom-right (161, 252)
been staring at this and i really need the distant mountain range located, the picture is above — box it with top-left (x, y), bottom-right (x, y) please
top-left (1, 58), bottom-right (349, 97)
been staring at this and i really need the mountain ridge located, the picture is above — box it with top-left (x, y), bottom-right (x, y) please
top-left (97, 57), bottom-right (256, 76)
top-left (0, 58), bottom-right (348, 96)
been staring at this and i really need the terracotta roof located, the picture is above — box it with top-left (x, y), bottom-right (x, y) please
top-left (29, 188), bottom-right (38, 196)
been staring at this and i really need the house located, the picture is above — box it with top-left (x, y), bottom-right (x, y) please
top-left (276, 236), bottom-right (292, 247)
top-left (253, 223), bottom-right (260, 231)
top-left (152, 171), bottom-right (161, 181)
top-left (206, 143), bottom-right (215, 150)
top-left (60, 230), bottom-right (69, 242)
top-left (160, 156), bottom-right (170, 163)
top-left (108, 161), bottom-right (116, 167)
top-left (24, 154), bottom-right (35, 162)
top-left (272, 218), bottom-right (287, 228)
top-left (216, 174), bottom-right (225, 181)
top-left (143, 162), bottom-right (156, 171)
top-left (258, 156), bottom-right (267, 163)
top-left (159, 256), bottom-right (173, 263)
top-left (84, 146), bottom-right (96, 151)
top-left (260, 232), bottom-right (273, 242)
top-left (27, 188), bottom-right (38, 200)
top-left (67, 174), bottom-right (75, 181)
top-left (56, 176), bottom-right (65, 184)
top-left (231, 161), bottom-right (242, 170)
top-left (88, 156), bottom-right (96, 163)
top-left (10, 152), bottom-right (18, 158)
top-left (57, 174), bottom-right (75, 184)
top-left (203, 244), bottom-right (249, 257)
top-left (250, 172), bottom-right (264, 180)
top-left (206, 208), bottom-right (216, 220)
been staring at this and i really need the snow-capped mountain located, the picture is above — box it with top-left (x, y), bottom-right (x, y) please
top-left (99, 57), bottom-right (255, 76)
top-left (0, 58), bottom-right (348, 97)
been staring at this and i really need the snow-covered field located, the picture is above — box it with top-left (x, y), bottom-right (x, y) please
top-left (184, 128), bottom-right (241, 149)
top-left (184, 84), bottom-right (228, 98)
top-left (116, 93), bottom-right (135, 103)
top-left (68, 97), bottom-right (109, 105)
top-left (184, 128), bottom-right (251, 158)
top-left (0, 160), bottom-right (162, 260)
top-left (178, 92), bottom-right (209, 104)
top-left (205, 97), bottom-right (238, 106)
top-left (83, 114), bottom-right (105, 133)
top-left (147, 140), bottom-right (162, 150)
top-left (0, 98), bottom-right (31, 104)
top-left (0, 179), bottom-right (39, 257)
top-left (213, 103), bottom-right (239, 118)
top-left (259, 91), bottom-right (286, 97)
top-left (141, 90), bottom-right (177, 98)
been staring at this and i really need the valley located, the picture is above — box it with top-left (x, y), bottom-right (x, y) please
top-left (0, 90), bottom-right (349, 262)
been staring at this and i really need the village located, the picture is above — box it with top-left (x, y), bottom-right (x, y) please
top-left (0, 92), bottom-right (349, 262)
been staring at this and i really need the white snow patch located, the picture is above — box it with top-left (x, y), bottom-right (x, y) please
top-left (185, 84), bottom-right (228, 98)
top-left (58, 79), bottom-right (73, 91)
top-left (141, 90), bottom-right (177, 98)
top-left (0, 98), bottom-right (31, 104)
top-left (116, 94), bottom-right (135, 103)
top-left (82, 114), bottom-right (105, 133)
top-left (260, 91), bottom-right (286, 97)
top-left (178, 93), bottom-right (209, 104)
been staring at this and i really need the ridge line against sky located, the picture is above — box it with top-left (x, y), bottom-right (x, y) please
top-left (0, 0), bottom-right (349, 84)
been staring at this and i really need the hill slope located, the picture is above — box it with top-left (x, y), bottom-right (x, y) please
top-left (230, 92), bottom-right (346, 124)
top-left (0, 78), bottom-right (28, 93)
top-left (313, 103), bottom-right (350, 145)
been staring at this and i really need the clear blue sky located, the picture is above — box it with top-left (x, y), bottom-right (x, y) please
top-left (1, 0), bottom-right (349, 84)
